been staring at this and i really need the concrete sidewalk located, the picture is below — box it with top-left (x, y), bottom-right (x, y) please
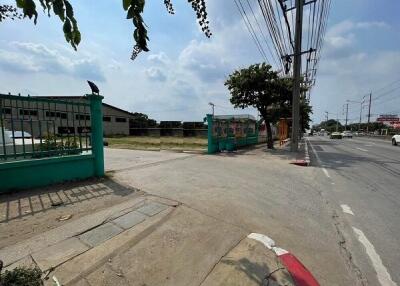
top-left (0, 184), bottom-right (295, 286)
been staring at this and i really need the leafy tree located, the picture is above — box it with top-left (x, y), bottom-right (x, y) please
top-left (225, 63), bottom-right (313, 149)
top-left (314, 119), bottom-right (342, 133)
top-left (130, 112), bottom-right (157, 127)
top-left (225, 63), bottom-right (292, 149)
top-left (0, 0), bottom-right (211, 59)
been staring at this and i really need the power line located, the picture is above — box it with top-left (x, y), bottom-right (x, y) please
top-left (234, 0), bottom-right (269, 63)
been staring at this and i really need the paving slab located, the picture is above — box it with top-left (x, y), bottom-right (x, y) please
top-left (136, 202), bottom-right (168, 216)
top-left (112, 211), bottom-right (147, 230)
top-left (4, 255), bottom-right (37, 272)
top-left (0, 195), bottom-right (146, 267)
top-left (48, 206), bottom-right (174, 286)
top-left (32, 238), bottom-right (89, 271)
top-left (79, 223), bottom-right (123, 247)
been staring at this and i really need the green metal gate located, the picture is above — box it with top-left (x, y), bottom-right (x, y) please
top-left (0, 93), bottom-right (104, 192)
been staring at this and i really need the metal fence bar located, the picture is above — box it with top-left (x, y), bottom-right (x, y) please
top-left (0, 100), bottom-right (7, 159)
top-left (0, 93), bottom-right (92, 162)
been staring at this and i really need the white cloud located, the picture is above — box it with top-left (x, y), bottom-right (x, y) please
top-left (145, 67), bottom-right (167, 81)
top-left (0, 42), bottom-right (106, 81)
top-left (147, 52), bottom-right (170, 66)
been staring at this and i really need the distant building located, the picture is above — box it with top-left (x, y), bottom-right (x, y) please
top-left (1, 95), bottom-right (135, 137)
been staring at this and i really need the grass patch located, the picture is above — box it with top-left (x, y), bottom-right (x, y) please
top-left (106, 136), bottom-right (207, 151)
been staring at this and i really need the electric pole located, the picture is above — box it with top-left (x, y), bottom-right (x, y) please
top-left (336, 112), bottom-right (339, 132)
top-left (290, 0), bottom-right (304, 152)
top-left (325, 111), bottom-right (328, 132)
top-left (345, 103), bottom-right (349, 130)
top-left (367, 93), bottom-right (372, 133)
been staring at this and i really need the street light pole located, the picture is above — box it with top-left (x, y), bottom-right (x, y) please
top-left (208, 102), bottom-right (215, 116)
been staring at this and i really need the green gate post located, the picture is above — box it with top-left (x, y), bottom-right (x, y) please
top-left (206, 114), bottom-right (218, 154)
top-left (87, 94), bottom-right (105, 176)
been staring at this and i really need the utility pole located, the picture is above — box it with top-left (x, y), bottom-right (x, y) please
top-left (325, 111), bottom-right (328, 132)
top-left (367, 93), bottom-right (372, 133)
top-left (336, 112), bottom-right (339, 132)
top-left (345, 103), bottom-right (349, 130)
top-left (290, 0), bottom-right (304, 152)
top-left (359, 101), bottom-right (363, 132)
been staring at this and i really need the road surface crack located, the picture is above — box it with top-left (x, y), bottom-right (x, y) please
top-left (332, 211), bottom-right (368, 286)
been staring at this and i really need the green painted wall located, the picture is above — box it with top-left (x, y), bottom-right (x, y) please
top-left (206, 114), bottom-right (262, 154)
top-left (0, 154), bottom-right (95, 192)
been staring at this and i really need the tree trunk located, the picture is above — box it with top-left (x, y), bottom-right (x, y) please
top-left (265, 120), bottom-right (273, 149)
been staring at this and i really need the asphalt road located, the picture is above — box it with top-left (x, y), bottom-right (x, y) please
top-left (308, 136), bottom-right (400, 286)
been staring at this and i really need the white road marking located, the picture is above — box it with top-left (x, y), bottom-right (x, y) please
top-left (307, 139), bottom-right (333, 179)
top-left (248, 233), bottom-right (275, 249)
top-left (340, 204), bottom-right (354, 215)
top-left (322, 167), bottom-right (331, 178)
top-left (353, 227), bottom-right (397, 286)
top-left (356, 147), bottom-right (368, 152)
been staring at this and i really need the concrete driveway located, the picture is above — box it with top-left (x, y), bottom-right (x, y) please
top-left (105, 145), bottom-right (357, 286)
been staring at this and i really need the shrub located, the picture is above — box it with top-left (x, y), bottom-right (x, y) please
top-left (0, 266), bottom-right (43, 286)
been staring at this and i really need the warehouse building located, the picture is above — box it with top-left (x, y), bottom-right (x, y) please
top-left (0, 95), bottom-right (135, 137)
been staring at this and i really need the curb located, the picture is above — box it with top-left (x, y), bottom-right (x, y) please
top-left (304, 138), bottom-right (311, 166)
top-left (290, 138), bottom-right (310, 167)
top-left (248, 233), bottom-right (320, 286)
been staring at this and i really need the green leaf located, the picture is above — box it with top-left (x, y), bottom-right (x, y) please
top-left (63, 19), bottom-right (72, 41)
top-left (126, 6), bottom-right (134, 19)
top-left (64, 0), bottom-right (74, 19)
top-left (123, 0), bottom-right (132, 11)
top-left (16, 0), bottom-right (25, 9)
top-left (24, 0), bottom-right (38, 24)
top-left (74, 30), bottom-right (81, 45)
top-left (53, 0), bottom-right (65, 21)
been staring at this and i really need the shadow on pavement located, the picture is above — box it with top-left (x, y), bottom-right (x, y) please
top-left (0, 178), bottom-right (138, 224)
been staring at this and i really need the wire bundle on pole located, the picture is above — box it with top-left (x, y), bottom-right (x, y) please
top-left (234, 0), bottom-right (332, 98)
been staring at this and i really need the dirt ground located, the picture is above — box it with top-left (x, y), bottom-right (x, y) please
top-left (105, 136), bottom-right (207, 151)
top-left (0, 177), bottom-right (143, 248)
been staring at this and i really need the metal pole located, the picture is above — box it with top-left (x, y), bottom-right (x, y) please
top-left (359, 102), bottom-right (362, 132)
top-left (290, 0), bottom-right (304, 152)
top-left (345, 103), bottom-right (349, 130)
top-left (367, 93), bottom-right (372, 133)
top-left (336, 113), bottom-right (339, 132)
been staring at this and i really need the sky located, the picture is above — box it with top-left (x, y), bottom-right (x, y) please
top-left (0, 0), bottom-right (399, 124)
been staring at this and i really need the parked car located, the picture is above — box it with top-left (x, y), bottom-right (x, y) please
top-left (330, 132), bottom-right (343, 139)
top-left (11, 131), bottom-right (32, 139)
top-left (392, 134), bottom-right (400, 146)
top-left (341, 131), bottom-right (353, 138)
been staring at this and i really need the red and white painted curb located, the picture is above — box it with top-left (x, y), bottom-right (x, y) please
top-left (291, 139), bottom-right (311, 167)
top-left (248, 233), bottom-right (320, 286)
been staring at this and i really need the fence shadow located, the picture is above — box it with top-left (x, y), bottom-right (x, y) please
top-left (0, 178), bottom-right (139, 223)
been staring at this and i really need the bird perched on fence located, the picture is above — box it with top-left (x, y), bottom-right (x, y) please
top-left (87, 80), bottom-right (100, 95)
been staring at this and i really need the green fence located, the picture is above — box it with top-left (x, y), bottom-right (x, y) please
top-left (205, 114), bottom-right (266, 154)
top-left (0, 93), bottom-right (104, 192)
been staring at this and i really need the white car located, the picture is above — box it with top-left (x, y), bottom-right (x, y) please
top-left (341, 131), bottom-right (353, 138)
top-left (392, 134), bottom-right (400, 146)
